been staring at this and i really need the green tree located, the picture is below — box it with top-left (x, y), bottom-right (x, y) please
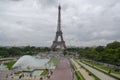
top-left (8, 47), bottom-right (22, 56)
top-left (95, 46), bottom-right (104, 52)
top-left (106, 41), bottom-right (120, 49)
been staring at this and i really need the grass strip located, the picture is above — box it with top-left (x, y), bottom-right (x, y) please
top-left (75, 60), bottom-right (100, 80)
top-left (75, 71), bottom-right (85, 80)
top-left (83, 60), bottom-right (120, 74)
top-left (70, 59), bottom-right (85, 80)
top-left (81, 60), bottom-right (120, 80)
top-left (4, 61), bottom-right (16, 70)
top-left (40, 69), bottom-right (48, 76)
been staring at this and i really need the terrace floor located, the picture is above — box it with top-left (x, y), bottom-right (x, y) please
top-left (49, 57), bottom-right (73, 80)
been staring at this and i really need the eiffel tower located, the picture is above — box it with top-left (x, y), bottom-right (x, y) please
top-left (51, 5), bottom-right (66, 50)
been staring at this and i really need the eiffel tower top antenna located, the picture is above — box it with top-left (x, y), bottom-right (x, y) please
top-left (58, 0), bottom-right (60, 5)
top-left (58, 0), bottom-right (61, 9)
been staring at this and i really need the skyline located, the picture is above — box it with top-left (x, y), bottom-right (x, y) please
top-left (0, 0), bottom-right (120, 47)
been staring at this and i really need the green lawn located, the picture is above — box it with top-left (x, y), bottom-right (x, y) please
top-left (48, 58), bottom-right (59, 66)
top-left (4, 61), bottom-right (16, 70)
top-left (40, 69), bottom-right (48, 76)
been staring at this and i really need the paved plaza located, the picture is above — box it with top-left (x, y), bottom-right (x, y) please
top-left (50, 57), bottom-right (73, 80)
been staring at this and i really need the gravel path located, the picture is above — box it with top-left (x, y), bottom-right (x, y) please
top-left (50, 57), bottom-right (73, 80)
top-left (79, 61), bottom-right (116, 80)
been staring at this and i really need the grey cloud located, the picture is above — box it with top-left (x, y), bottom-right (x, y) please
top-left (0, 0), bottom-right (120, 47)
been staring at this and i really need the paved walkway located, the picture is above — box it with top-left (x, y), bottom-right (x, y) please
top-left (71, 59), bottom-right (94, 80)
top-left (49, 57), bottom-right (73, 80)
top-left (78, 61), bottom-right (116, 80)
top-left (0, 70), bottom-right (10, 79)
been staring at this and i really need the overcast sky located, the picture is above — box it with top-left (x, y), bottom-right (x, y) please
top-left (0, 0), bottom-right (120, 47)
